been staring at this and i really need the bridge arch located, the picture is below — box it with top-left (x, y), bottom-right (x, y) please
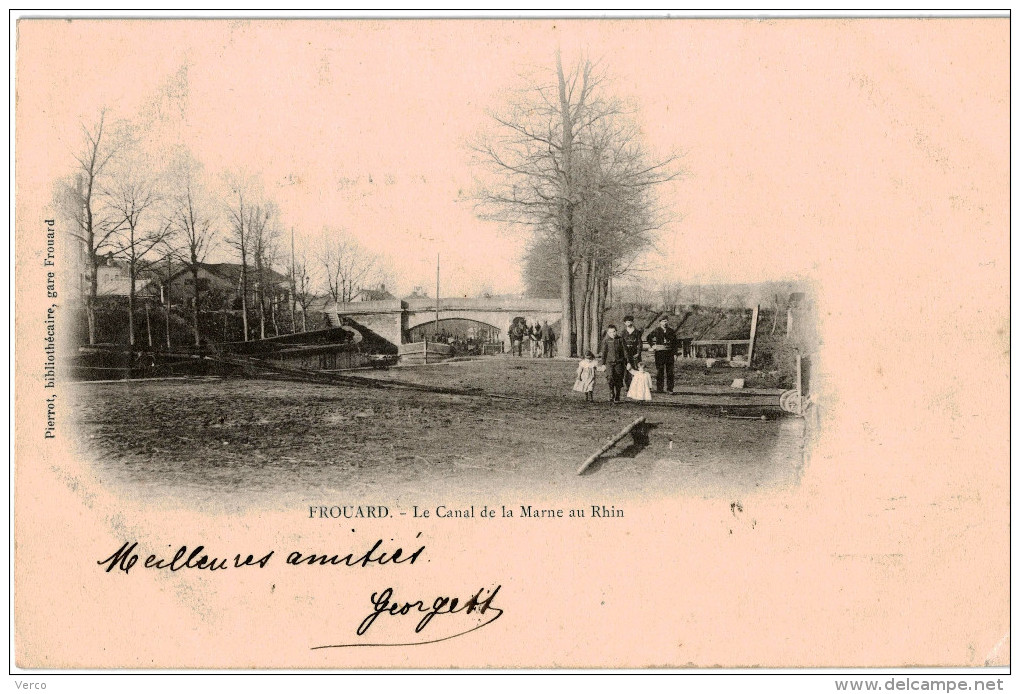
top-left (328, 297), bottom-right (562, 352)
top-left (406, 317), bottom-right (503, 343)
top-left (405, 309), bottom-right (560, 351)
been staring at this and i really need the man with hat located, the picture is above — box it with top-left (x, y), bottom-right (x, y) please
top-left (620, 315), bottom-right (643, 387)
top-left (646, 316), bottom-right (678, 394)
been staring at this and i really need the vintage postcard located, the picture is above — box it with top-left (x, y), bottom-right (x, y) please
top-left (12, 16), bottom-right (1009, 671)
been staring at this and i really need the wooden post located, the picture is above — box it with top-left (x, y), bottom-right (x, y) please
top-left (577, 417), bottom-right (646, 475)
top-left (747, 304), bottom-right (760, 367)
top-left (726, 342), bottom-right (733, 361)
top-left (145, 304), bottom-right (153, 348)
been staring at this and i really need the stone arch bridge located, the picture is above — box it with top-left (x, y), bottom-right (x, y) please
top-left (326, 297), bottom-right (561, 351)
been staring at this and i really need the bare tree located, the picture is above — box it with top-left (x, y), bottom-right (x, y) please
top-left (700, 284), bottom-right (734, 311)
top-left (615, 281), bottom-right (656, 310)
top-left (167, 163), bottom-right (217, 347)
top-left (292, 246), bottom-right (315, 332)
top-left (762, 281), bottom-right (793, 335)
top-left (224, 183), bottom-right (250, 340)
top-left (474, 51), bottom-right (679, 356)
top-left (568, 132), bottom-right (667, 351)
top-left (248, 210), bottom-right (278, 340)
top-left (287, 228), bottom-right (298, 333)
top-left (728, 292), bottom-right (749, 310)
top-left (521, 234), bottom-right (561, 299)
top-left (659, 280), bottom-right (684, 312)
top-left (59, 111), bottom-right (123, 344)
top-left (104, 168), bottom-right (170, 347)
top-left (317, 229), bottom-right (377, 305)
top-left (254, 221), bottom-right (282, 338)
top-left (224, 174), bottom-right (270, 341)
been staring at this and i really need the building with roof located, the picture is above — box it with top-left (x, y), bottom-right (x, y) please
top-left (162, 262), bottom-right (291, 310)
top-left (354, 283), bottom-right (396, 302)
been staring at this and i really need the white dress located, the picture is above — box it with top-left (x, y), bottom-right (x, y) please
top-left (573, 359), bottom-right (598, 393)
top-left (626, 369), bottom-right (653, 401)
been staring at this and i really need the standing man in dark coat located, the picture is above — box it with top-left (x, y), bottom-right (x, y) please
top-left (646, 316), bottom-right (677, 394)
top-left (598, 324), bottom-right (628, 403)
top-left (542, 321), bottom-right (555, 358)
top-left (620, 315), bottom-right (643, 387)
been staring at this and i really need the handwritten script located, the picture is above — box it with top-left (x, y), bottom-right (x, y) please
top-left (96, 536), bottom-right (503, 647)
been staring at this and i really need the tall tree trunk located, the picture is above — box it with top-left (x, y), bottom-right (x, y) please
top-left (572, 268), bottom-right (585, 355)
top-left (165, 255), bottom-right (173, 350)
top-left (239, 259), bottom-right (249, 341)
top-left (576, 257), bottom-right (596, 355)
top-left (289, 228), bottom-right (297, 334)
top-left (598, 276), bottom-right (609, 341)
top-left (271, 292), bottom-right (279, 337)
top-left (259, 288), bottom-right (266, 339)
top-left (127, 261), bottom-right (136, 347)
top-left (556, 50), bottom-right (576, 358)
top-left (87, 251), bottom-right (99, 345)
top-left (191, 265), bottom-right (201, 347)
top-left (584, 281), bottom-right (596, 356)
top-left (255, 262), bottom-right (266, 340)
top-left (591, 273), bottom-right (606, 351)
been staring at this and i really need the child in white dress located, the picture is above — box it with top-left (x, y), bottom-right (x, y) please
top-left (626, 362), bottom-right (653, 401)
top-left (573, 351), bottom-right (598, 402)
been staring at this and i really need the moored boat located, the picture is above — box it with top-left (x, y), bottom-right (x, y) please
top-left (397, 340), bottom-right (455, 365)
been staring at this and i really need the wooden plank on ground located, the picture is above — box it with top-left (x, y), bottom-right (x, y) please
top-left (578, 417), bottom-right (646, 475)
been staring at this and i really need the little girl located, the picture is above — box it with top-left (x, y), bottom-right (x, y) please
top-left (626, 362), bottom-right (653, 402)
top-left (573, 351), bottom-right (598, 402)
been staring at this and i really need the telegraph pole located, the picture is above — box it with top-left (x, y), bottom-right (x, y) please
top-left (290, 227), bottom-right (297, 333)
top-left (434, 253), bottom-right (440, 338)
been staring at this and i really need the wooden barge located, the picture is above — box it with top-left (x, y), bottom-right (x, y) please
top-left (397, 340), bottom-right (455, 365)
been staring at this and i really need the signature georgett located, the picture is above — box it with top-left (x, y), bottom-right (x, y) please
top-left (312, 585), bottom-right (505, 649)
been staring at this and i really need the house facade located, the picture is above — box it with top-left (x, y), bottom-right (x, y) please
top-left (94, 254), bottom-right (160, 302)
top-left (354, 283), bottom-right (395, 302)
top-left (164, 262), bottom-right (291, 310)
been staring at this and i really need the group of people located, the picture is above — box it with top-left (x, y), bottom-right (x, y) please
top-left (573, 315), bottom-right (678, 404)
top-left (508, 319), bottom-right (555, 358)
top-left (426, 330), bottom-right (489, 356)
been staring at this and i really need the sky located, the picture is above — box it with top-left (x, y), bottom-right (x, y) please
top-left (16, 16), bottom-right (1009, 299)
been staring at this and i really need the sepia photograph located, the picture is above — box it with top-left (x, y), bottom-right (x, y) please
top-left (12, 13), bottom-right (1010, 678)
top-left (44, 19), bottom-right (815, 507)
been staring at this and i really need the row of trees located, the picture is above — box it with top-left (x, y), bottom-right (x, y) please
top-left (620, 280), bottom-right (802, 336)
top-left (61, 52), bottom-right (680, 354)
top-left (475, 53), bottom-right (680, 357)
top-left (57, 112), bottom-right (381, 347)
